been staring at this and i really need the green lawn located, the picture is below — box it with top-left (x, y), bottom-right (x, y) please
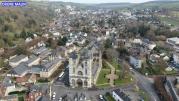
top-left (18, 96), bottom-right (24, 101)
top-left (108, 59), bottom-right (121, 70)
top-left (102, 61), bottom-right (111, 70)
top-left (37, 78), bottom-right (49, 83)
top-left (96, 84), bottom-right (110, 88)
top-left (9, 90), bottom-right (26, 95)
top-left (9, 90), bottom-right (26, 101)
top-left (96, 69), bottom-right (110, 85)
top-left (163, 70), bottom-right (178, 75)
top-left (114, 71), bottom-right (133, 86)
top-left (159, 16), bottom-right (179, 27)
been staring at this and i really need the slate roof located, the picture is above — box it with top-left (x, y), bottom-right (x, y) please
top-left (113, 89), bottom-right (131, 101)
top-left (70, 51), bottom-right (78, 59)
top-left (9, 55), bottom-right (27, 63)
top-left (42, 58), bottom-right (61, 71)
top-left (27, 55), bottom-right (39, 64)
top-left (12, 63), bottom-right (28, 76)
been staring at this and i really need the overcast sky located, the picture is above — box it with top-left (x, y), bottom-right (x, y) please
top-left (47, 0), bottom-right (155, 3)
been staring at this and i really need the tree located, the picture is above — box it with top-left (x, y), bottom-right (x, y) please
top-left (15, 45), bottom-right (29, 55)
top-left (120, 61), bottom-right (130, 79)
top-left (58, 37), bottom-right (68, 46)
top-left (104, 49), bottom-right (118, 60)
top-left (104, 39), bottom-right (112, 49)
top-left (0, 39), bottom-right (5, 48)
top-left (47, 38), bottom-right (57, 49)
top-left (117, 48), bottom-right (129, 58)
top-left (20, 29), bottom-right (27, 39)
top-left (0, 58), bottom-right (5, 68)
top-left (154, 76), bottom-right (173, 101)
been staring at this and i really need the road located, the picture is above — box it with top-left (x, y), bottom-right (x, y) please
top-left (51, 82), bottom-right (135, 101)
top-left (130, 69), bottom-right (160, 101)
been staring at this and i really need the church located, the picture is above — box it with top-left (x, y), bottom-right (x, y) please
top-left (69, 43), bottom-right (102, 88)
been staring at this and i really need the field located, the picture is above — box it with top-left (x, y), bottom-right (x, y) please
top-left (114, 71), bottom-right (133, 86)
top-left (159, 16), bottom-right (179, 27)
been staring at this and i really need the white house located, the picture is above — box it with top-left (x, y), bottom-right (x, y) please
top-left (132, 39), bottom-right (142, 45)
top-left (33, 34), bottom-right (38, 38)
top-left (9, 55), bottom-right (28, 67)
top-left (142, 39), bottom-right (156, 50)
top-left (52, 32), bottom-right (61, 37)
top-left (167, 37), bottom-right (179, 46)
top-left (173, 52), bottom-right (179, 65)
top-left (129, 56), bottom-right (143, 68)
top-left (25, 37), bottom-right (33, 43)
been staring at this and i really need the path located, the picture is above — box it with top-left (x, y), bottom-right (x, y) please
top-left (105, 60), bottom-right (118, 87)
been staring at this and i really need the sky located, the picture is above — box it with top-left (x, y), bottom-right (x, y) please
top-left (47, 0), bottom-right (155, 4)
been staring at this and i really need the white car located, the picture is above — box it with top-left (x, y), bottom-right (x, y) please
top-left (99, 95), bottom-right (103, 99)
top-left (59, 97), bottom-right (62, 101)
top-left (52, 94), bottom-right (56, 98)
top-left (52, 96), bottom-right (55, 100)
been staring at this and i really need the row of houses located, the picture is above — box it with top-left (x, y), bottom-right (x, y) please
top-left (167, 37), bottom-right (179, 68)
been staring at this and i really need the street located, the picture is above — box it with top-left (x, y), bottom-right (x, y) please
top-left (130, 69), bottom-right (160, 101)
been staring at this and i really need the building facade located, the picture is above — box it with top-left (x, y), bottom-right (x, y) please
top-left (69, 44), bottom-right (102, 88)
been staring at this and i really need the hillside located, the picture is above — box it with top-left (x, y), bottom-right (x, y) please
top-left (132, 1), bottom-right (179, 10)
top-left (0, 1), bottom-right (54, 47)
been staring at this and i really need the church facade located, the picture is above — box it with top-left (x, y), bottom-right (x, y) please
top-left (69, 44), bottom-right (102, 88)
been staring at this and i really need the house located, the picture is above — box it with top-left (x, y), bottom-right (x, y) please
top-left (0, 77), bottom-right (16, 96)
top-left (142, 39), bottom-right (156, 50)
top-left (66, 40), bottom-right (74, 46)
top-left (65, 44), bottom-right (80, 57)
top-left (112, 89), bottom-right (131, 101)
top-left (9, 55), bottom-right (28, 67)
top-left (112, 39), bottom-right (126, 48)
top-left (167, 37), bottom-right (179, 46)
top-left (0, 77), bottom-right (27, 98)
top-left (25, 37), bottom-right (33, 43)
top-left (149, 54), bottom-right (160, 63)
top-left (40, 56), bottom-right (62, 78)
top-left (37, 41), bottom-right (46, 47)
top-left (25, 89), bottom-right (42, 101)
top-left (167, 37), bottom-right (179, 51)
top-left (173, 52), bottom-right (179, 66)
top-left (132, 39), bottom-right (142, 45)
top-left (129, 55), bottom-right (143, 68)
top-left (42, 34), bottom-right (49, 39)
top-left (16, 74), bottom-right (37, 85)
